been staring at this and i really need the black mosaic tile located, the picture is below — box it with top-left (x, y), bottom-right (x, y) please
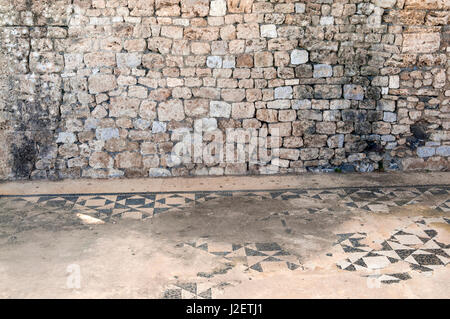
top-left (255, 242), bottom-right (282, 251)
top-left (163, 289), bottom-right (182, 299)
top-left (390, 273), bottom-right (412, 281)
top-left (125, 198), bottom-right (146, 206)
top-left (249, 263), bottom-right (263, 272)
top-left (245, 247), bottom-right (267, 256)
top-left (176, 282), bottom-right (197, 294)
top-left (412, 254), bottom-right (444, 266)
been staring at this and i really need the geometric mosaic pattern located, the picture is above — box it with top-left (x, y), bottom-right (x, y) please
top-left (163, 282), bottom-right (216, 299)
top-left (162, 239), bottom-right (303, 298)
top-left (1, 184), bottom-right (449, 223)
top-left (340, 186), bottom-right (449, 213)
top-left (185, 239), bottom-right (302, 272)
top-left (336, 216), bottom-right (450, 284)
top-left (434, 198), bottom-right (450, 213)
top-left (363, 272), bottom-right (412, 285)
top-left (1, 183), bottom-right (448, 297)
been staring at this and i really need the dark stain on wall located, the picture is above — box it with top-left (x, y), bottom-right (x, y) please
top-left (11, 135), bottom-right (37, 178)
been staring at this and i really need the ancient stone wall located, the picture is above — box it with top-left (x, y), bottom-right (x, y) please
top-left (0, 0), bottom-right (449, 180)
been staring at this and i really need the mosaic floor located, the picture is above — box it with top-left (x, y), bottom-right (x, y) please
top-left (1, 185), bottom-right (449, 223)
top-left (336, 216), bottom-right (450, 284)
top-left (185, 240), bottom-right (302, 272)
top-left (163, 281), bottom-right (222, 299)
top-left (0, 183), bottom-right (449, 298)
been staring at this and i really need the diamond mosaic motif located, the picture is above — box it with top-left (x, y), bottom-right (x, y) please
top-left (0, 185), bottom-right (448, 223)
top-left (336, 217), bottom-right (450, 284)
top-left (163, 282), bottom-right (215, 299)
top-left (186, 240), bottom-right (302, 272)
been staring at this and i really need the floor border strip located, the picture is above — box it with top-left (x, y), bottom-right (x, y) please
top-left (1, 184), bottom-right (449, 198)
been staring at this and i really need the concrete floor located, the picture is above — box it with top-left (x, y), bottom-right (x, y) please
top-left (0, 172), bottom-right (449, 298)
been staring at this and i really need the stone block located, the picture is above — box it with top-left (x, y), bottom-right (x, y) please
top-left (343, 85), bottom-right (364, 101)
top-left (417, 147), bottom-right (436, 158)
top-left (291, 50), bottom-right (308, 65)
top-left (210, 101), bottom-right (232, 118)
top-left (403, 33), bottom-right (441, 53)
top-left (313, 64), bottom-right (333, 78)
top-left (210, 0), bottom-right (227, 16)
top-left (158, 99), bottom-right (185, 121)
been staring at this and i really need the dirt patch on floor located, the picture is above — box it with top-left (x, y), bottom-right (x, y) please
top-left (389, 204), bottom-right (448, 218)
top-left (149, 195), bottom-right (356, 261)
top-left (0, 199), bottom-right (86, 245)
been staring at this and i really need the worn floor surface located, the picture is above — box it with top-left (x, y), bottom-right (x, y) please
top-left (0, 172), bottom-right (449, 298)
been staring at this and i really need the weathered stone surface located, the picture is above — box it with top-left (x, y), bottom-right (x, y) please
top-left (293, 121), bottom-right (315, 136)
top-left (315, 85), bottom-right (342, 99)
top-left (269, 123), bottom-right (292, 137)
top-left (267, 100), bottom-right (291, 110)
top-left (256, 109), bottom-right (278, 123)
top-left (293, 100), bottom-right (312, 110)
top-left (222, 89), bottom-right (246, 102)
top-left (300, 148), bottom-right (319, 161)
top-left (405, 0), bottom-right (449, 10)
top-left (207, 56), bottom-right (222, 68)
top-left (149, 168), bottom-right (172, 177)
top-left (436, 146), bottom-right (450, 157)
top-left (210, 0), bottom-right (227, 16)
top-left (56, 132), bottom-right (76, 144)
top-left (29, 52), bottom-right (64, 74)
top-left (142, 53), bottom-right (165, 70)
top-left (402, 33), bottom-right (441, 53)
top-left (227, 0), bottom-right (253, 13)
top-left (343, 85), bottom-right (364, 101)
top-left (261, 25), bottom-right (277, 38)
top-left (210, 101), bottom-right (232, 118)
top-left (313, 64), bottom-right (333, 78)
top-left (194, 118), bottom-right (217, 132)
top-left (124, 39), bottom-right (147, 52)
top-left (158, 100), bottom-right (185, 121)
top-left (279, 149), bottom-right (300, 161)
top-left (84, 52), bottom-right (116, 68)
top-left (1, 0), bottom-right (448, 180)
top-left (117, 53), bottom-right (142, 68)
top-left (232, 102), bottom-right (255, 119)
top-left (383, 112), bottom-right (397, 123)
top-left (323, 110), bottom-right (340, 122)
top-left (152, 122), bottom-right (167, 133)
top-left (274, 86), bottom-right (293, 99)
top-left (316, 122), bottom-right (336, 135)
top-left (110, 97), bottom-right (140, 117)
top-left (139, 101), bottom-right (157, 120)
top-left (96, 128), bottom-right (119, 141)
top-left (236, 23), bottom-right (260, 39)
top-left (156, 0), bottom-right (181, 16)
top-left (417, 147), bottom-right (436, 158)
top-left (327, 134), bottom-right (344, 148)
top-left (291, 50), bottom-right (308, 65)
top-left (236, 54), bottom-right (253, 67)
top-left (149, 89), bottom-right (172, 102)
top-left (374, 0), bottom-right (397, 8)
top-left (115, 151), bottom-right (142, 169)
top-left (182, 0), bottom-right (210, 17)
top-left (283, 136), bottom-right (303, 148)
top-left (89, 152), bottom-right (113, 169)
top-left (184, 99), bottom-right (209, 117)
top-left (88, 74), bottom-right (117, 94)
top-left (254, 52), bottom-right (273, 67)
